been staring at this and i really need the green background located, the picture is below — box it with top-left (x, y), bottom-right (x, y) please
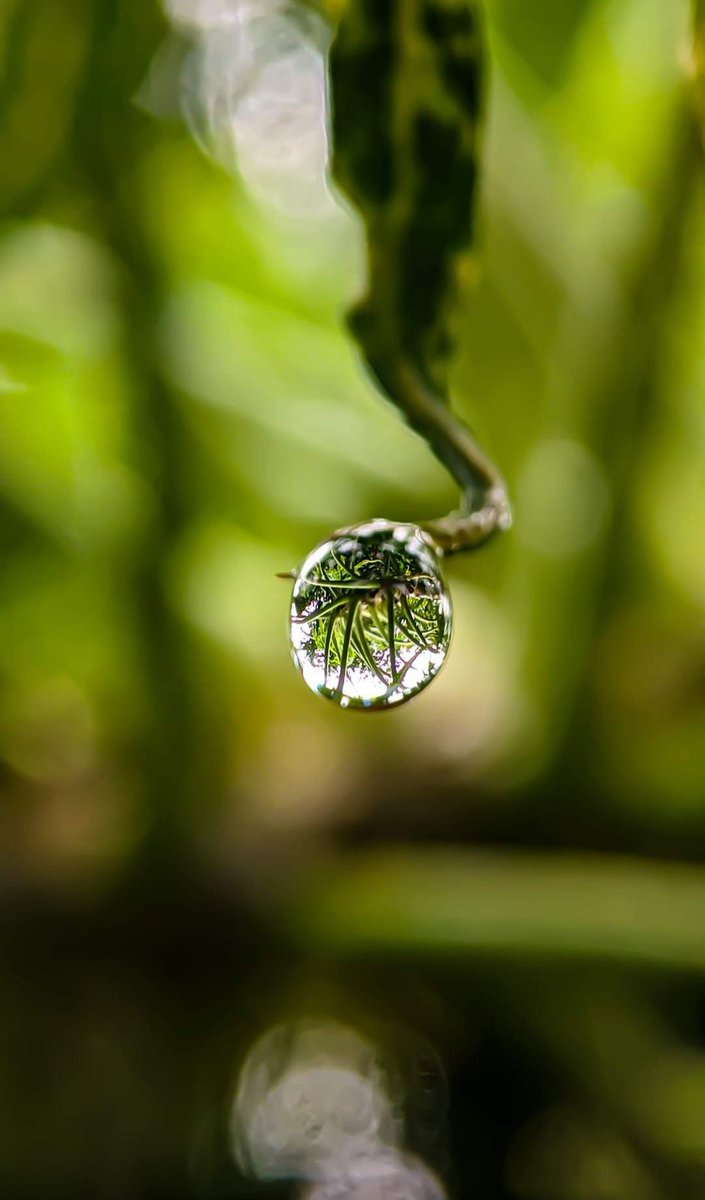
top-left (1, 0), bottom-right (704, 1196)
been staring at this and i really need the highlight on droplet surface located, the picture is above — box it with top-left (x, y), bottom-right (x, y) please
top-left (287, 520), bottom-right (452, 709)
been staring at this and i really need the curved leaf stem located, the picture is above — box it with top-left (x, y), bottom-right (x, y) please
top-left (377, 357), bottom-right (512, 555)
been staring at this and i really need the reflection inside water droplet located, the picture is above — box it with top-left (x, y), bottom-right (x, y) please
top-left (288, 520), bottom-right (452, 709)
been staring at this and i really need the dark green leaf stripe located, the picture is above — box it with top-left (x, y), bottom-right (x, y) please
top-left (330, 0), bottom-right (485, 398)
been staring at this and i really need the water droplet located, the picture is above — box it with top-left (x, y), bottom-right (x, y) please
top-left (288, 520), bottom-right (452, 709)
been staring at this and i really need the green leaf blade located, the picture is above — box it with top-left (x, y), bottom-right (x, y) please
top-left (330, 0), bottom-right (485, 396)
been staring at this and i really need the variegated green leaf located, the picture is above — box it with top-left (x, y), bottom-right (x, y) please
top-left (329, 0), bottom-right (485, 399)
top-left (327, 0), bottom-right (510, 552)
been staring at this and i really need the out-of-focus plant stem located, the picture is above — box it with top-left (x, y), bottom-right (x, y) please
top-left (293, 846), bottom-right (705, 974)
top-left (694, 0), bottom-right (705, 137)
top-left (71, 0), bottom-right (209, 864)
top-left (536, 100), bottom-right (703, 811)
top-left (507, 978), bottom-right (705, 1198)
top-left (0, 0), bottom-right (89, 217)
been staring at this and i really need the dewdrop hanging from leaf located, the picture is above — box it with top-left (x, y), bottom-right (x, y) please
top-left (284, 0), bottom-right (511, 709)
top-left (286, 521), bottom-right (452, 710)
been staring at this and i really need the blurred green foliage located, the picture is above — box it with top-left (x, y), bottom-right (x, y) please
top-left (1, 0), bottom-right (705, 1197)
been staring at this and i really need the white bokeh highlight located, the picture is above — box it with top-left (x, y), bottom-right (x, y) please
top-left (232, 1019), bottom-right (448, 1199)
top-left (165, 0), bottom-right (334, 216)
